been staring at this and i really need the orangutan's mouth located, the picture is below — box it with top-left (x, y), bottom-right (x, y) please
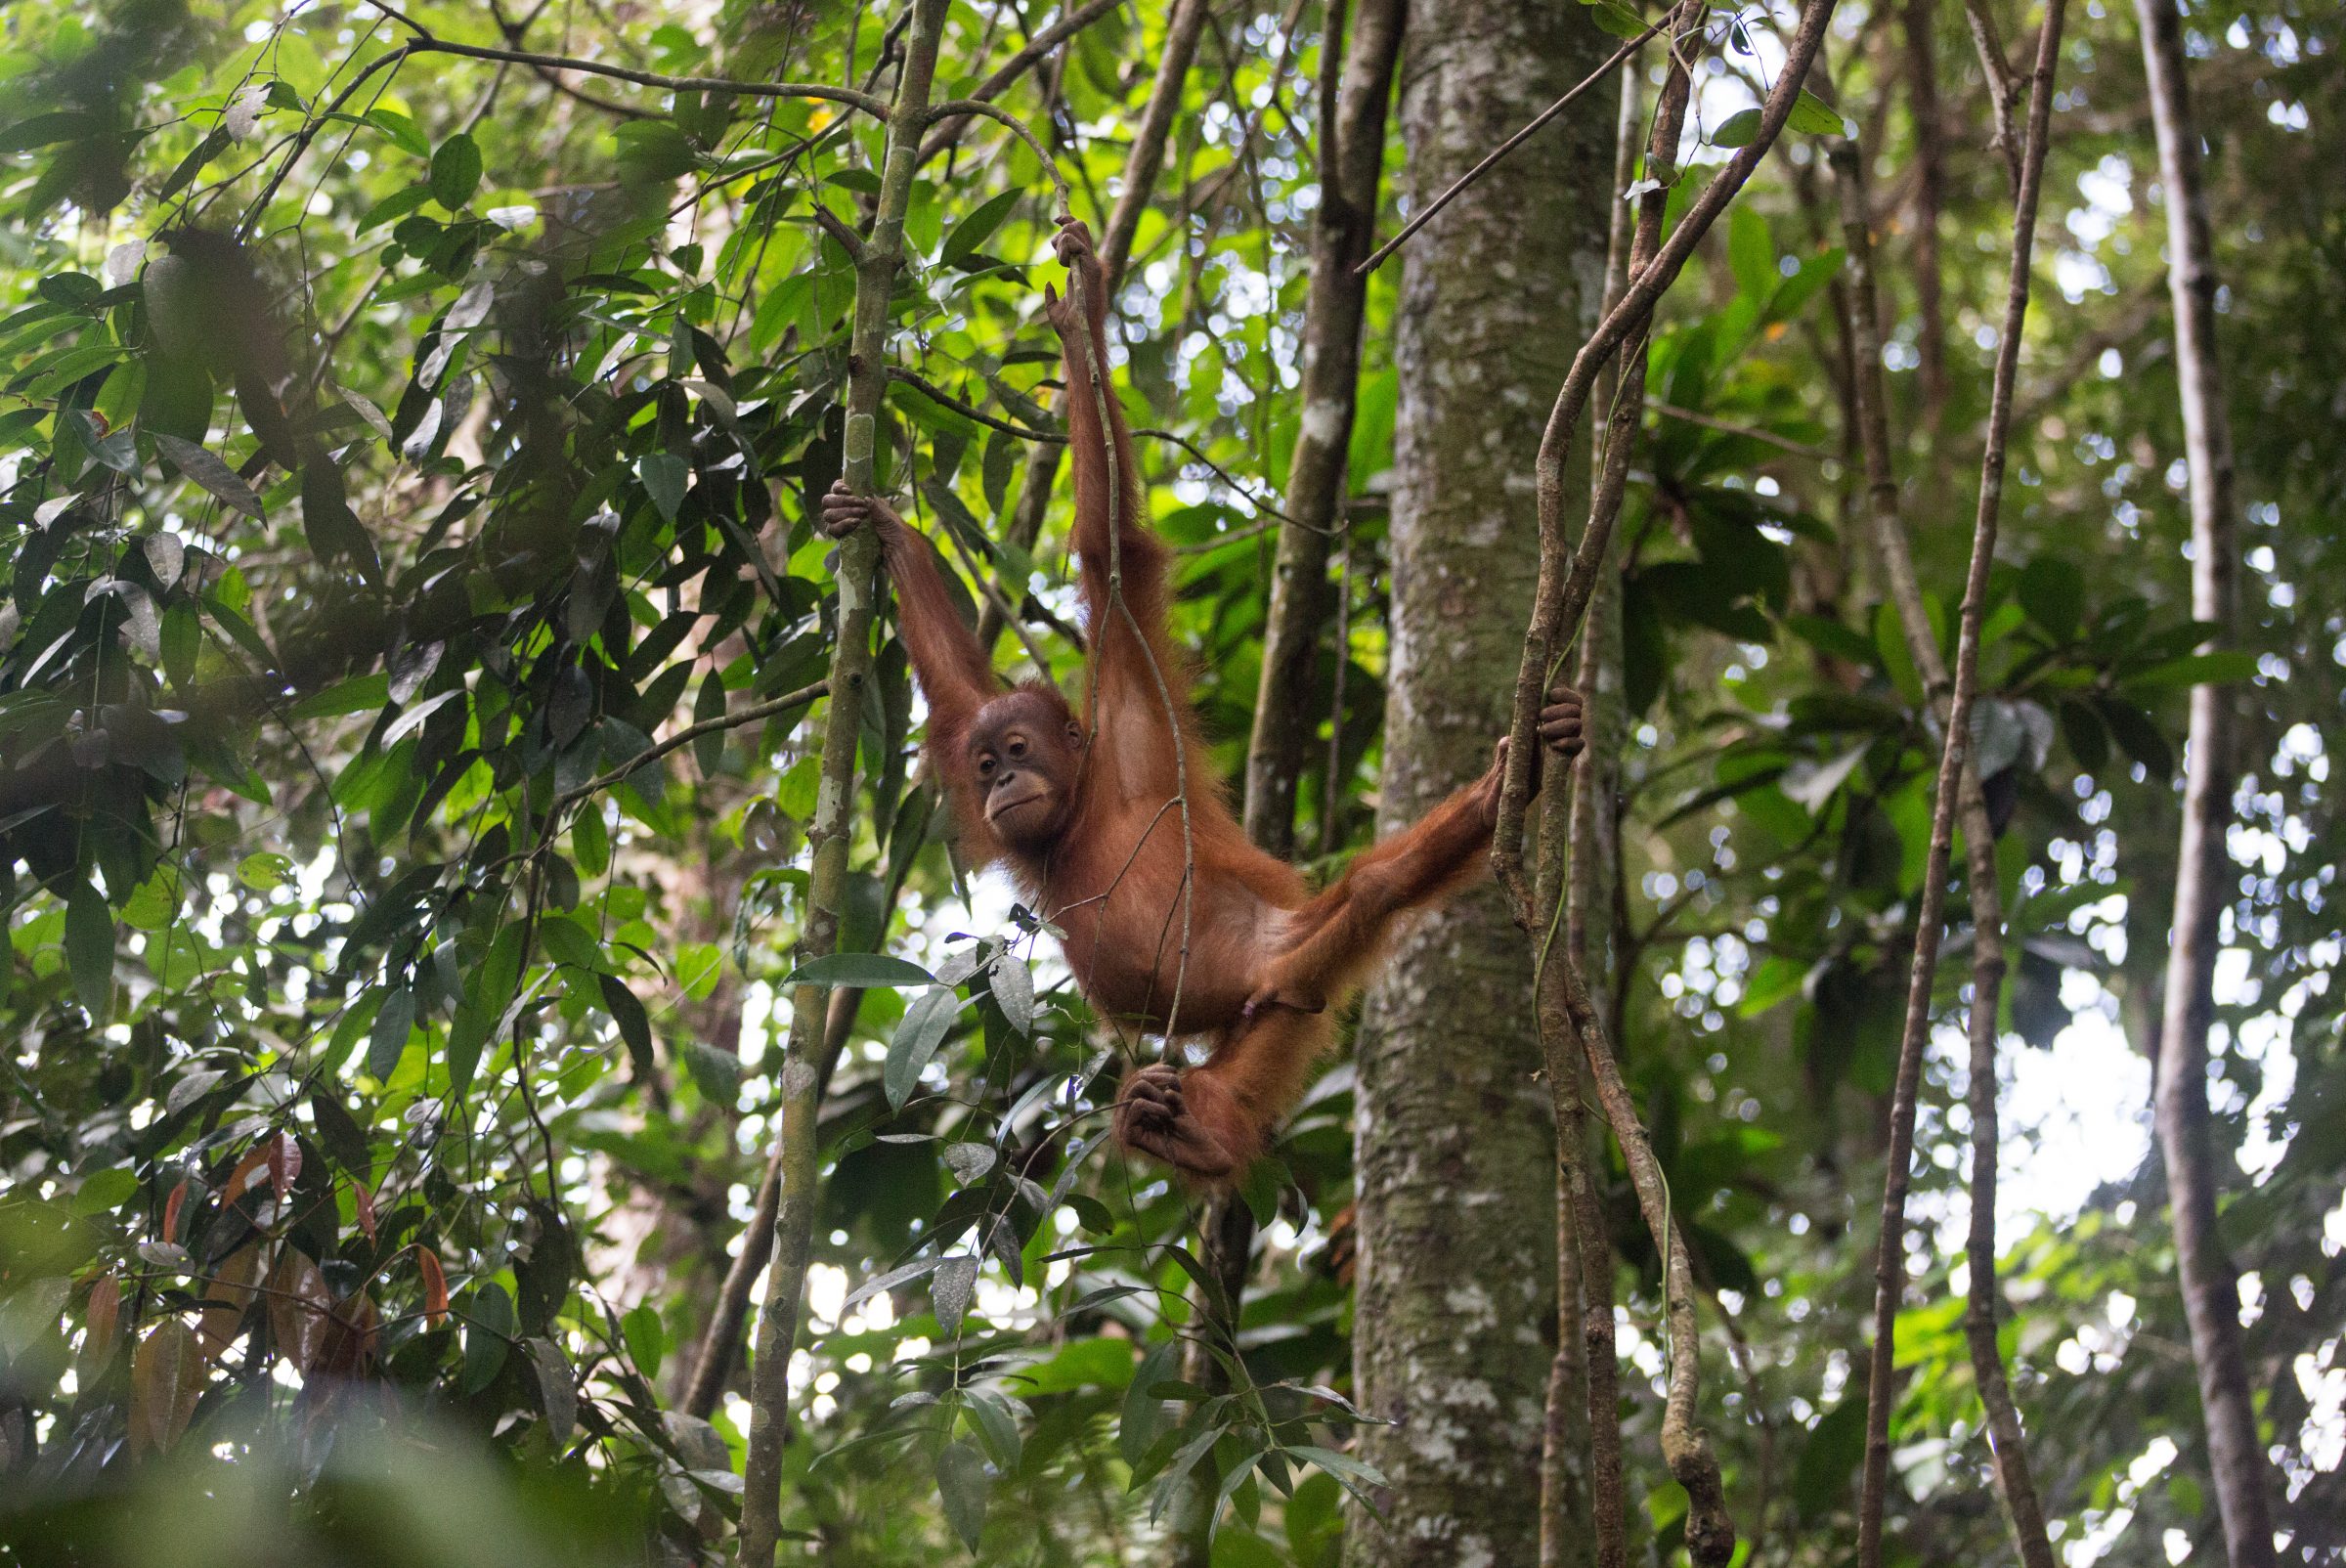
top-left (988, 788), bottom-right (1049, 822)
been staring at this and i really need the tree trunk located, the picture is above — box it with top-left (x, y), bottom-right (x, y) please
top-left (2134, 0), bottom-right (2274, 1561)
top-left (1348, 2), bottom-right (1616, 1560)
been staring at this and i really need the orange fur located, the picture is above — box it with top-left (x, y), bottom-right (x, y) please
top-left (864, 219), bottom-right (1569, 1183)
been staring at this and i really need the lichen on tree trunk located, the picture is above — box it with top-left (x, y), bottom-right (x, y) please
top-left (1346, 2), bottom-right (1616, 1560)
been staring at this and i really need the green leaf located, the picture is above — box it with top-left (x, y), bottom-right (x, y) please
top-left (446, 999), bottom-right (491, 1094)
top-left (65, 878), bottom-right (113, 1022)
top-left (460, 1282), bottom-right (513, 1392)
top-left (358, 184), bottom-right (431, 232)
top-left (1712, 108), bottom-right (1762, 149)
top-left (1792, 1398), bottom-right (1867, 1520)
top-left (71, 1167), bottom-right (139, 1216)
top-left (237, 851), bottom-right (293, 892)
top-left (572, 806), bottom-right (610, 877)
top-left (2018, 555), bottom-right (2086, 641)
top-left (988, 952), bottom-right (1035, 1035)
top-left (1728, 205), bottom-right (1774, 302)
top-left (941, 189), bottom-right (1022, 268)
top-left (301, 456), bottom-right (380, 580)
top-left (430, 133), bottom-right (483, 211)
top-left (1788, 88), bottom-right (1850, 137)
top-left (1584, 0), bottom-right (1649, 38)
top-left (935, 1440), bottom-right (990, 1551)
top-left (598, 975), bottom-right (656, 1077)
top-left (537, 913), bottom-right (607, 973)
top-left (0, 112), bottom-right (104, 155)
top-left (1119, 1339), bottom-right (1181, 1466)
top-left (683, 1040), bottom-right (743, 1106)
top-left (369, 108), bottom-right (430, 157)
top-left (785, 952), bottom-right (934, 988)
top-left (160, 601), bottom-right (200, 687)
top-left (621, 1302), bottom-right (665, 1380)
top-left (693, 668), bottom-right (727, 776)
top-left (291, 673), bottom-right (391, 720)
top-left (529, 1337), bottom-right (576, 1445)
top-left (153, 434), bottom-right (264, 520)
top-left (368, 987), bottom-right (416, 1078)
top-left (964, 1388), bottom-right (1023, 1472)
top-left (638, 452), bottom-right (688, 522)
top-left (2120, 650), bottom-right (2260, 691)
top-left (886, 986), bottom-right (960, 1109)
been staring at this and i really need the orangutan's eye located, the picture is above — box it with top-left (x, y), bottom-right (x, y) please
top-left (1008, 736), bottom-right (1028, 758)
top-left (977, 755), bottom-right (995, 775)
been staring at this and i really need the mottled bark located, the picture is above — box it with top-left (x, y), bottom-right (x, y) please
top-left (2134, 0), bottom-right (2273, 1560)
top-left (1242, 0), bottom-right (1406, 859)
top-left (1347, 1), bottom-right (1616, 1561)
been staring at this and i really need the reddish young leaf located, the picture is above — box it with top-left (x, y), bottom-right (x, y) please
top-left (223, 1143), bottom-right (271, 1205)
top-left (161, 1179), bottom-right (187, 1242)
top-left (352, 1180), bottom-right (378, 1242)
top-left (267, 1249), bottom-right (331, 1374)
top-left (130, 1318), bottom-right (204, 1455)
top-left (417, 1246), bottom-right (450, 1327)
top-left (267, 1132), bottom-right (302, 1202)
top-left (83, 1274), bottom-right (122, 1369)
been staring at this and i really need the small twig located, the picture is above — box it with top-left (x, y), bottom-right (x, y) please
top-left (384, 29), bottom-right (891, 119)
top-left (486, 0), bottom-right (648, 118)
top-left (1135, 427), bottom-right (1294, 523)
top-left (811, 202), bottom-right (868, 262)
top-left (1354, 23), bottom-right (1663, 277)
top-left (1961, 0), bottom-right (2024, 189)
top-left (915, 0), bottom-right (1127, 166)
top-left (552, 679), bottom-right (829, 820)
top-left (1650, 400), bottom-right (1833, 461)
top-left (1848, 0), bottom-right (2068, 1560)
top-left (888, 367), bottom-right (1061, 441)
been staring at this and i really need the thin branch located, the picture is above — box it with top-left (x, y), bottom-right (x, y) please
top-left (486, 0), bottom-right (649, 118)
top-left (2136, 0), bottom-right (2274, 1552)
top-left (1961, 0), bottom-right (2024, 188)
top-left (1501, 3), bottom-right (1846, 1564)
top-left (1650, 400), bottom-right (1834, 461)
top-left (916, 0), bottom-right (1127, 165)
top-left (392, 34), bottom-right (892, 119)
top-left (1849, 2), bottom-right (2069, 1562)
top-left (1136, 427), bottom-right (1294, 523)
top-left (919, 97), bottom-right (1061, 172)
top-left (552, 681), bottom-right (826, 814)
top-left (1354, 23), bottom-right (1662, 277)
top-left (735, 1), bottom-right (951, 1557)
top-left (680, 983), bottom-right (863, 1419)
top-left (889, 367), bottom-right (1061, 441)
top-left (1099, 0), bottom-right (1217, 286)
top-left (1546, 54), bottom-right (1644, 1568)
top-left (1492, 0), bottom-right (1844, 890)
top-left (811, 202), bottom-right (868, 262)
